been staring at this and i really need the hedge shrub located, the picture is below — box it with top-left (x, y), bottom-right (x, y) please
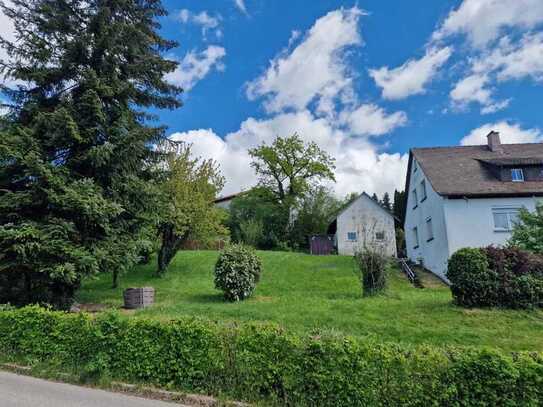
top-left (0, 306), bottom-right (542, 406)
top-left (214, 244), bottom-right (262, 301)
top-left (447, 246), bottom-right (543, 308)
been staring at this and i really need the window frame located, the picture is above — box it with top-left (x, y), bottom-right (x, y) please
top-left (426, 217), bottom-right (434, 242)
top-left (412, 188), bottom-right (418, 209)
top-left (412, 226), bottom-right (419, 249)
top-left (511, 168), bottom-right (524, 182)
top-left (492, 207), bottom-right (521, 232)
top-left (420, 179), bottom-right (427, 202)
top-left (347, 232), bottom-right (358, 242)
top-left (375, 231), bottom-right (385, 241)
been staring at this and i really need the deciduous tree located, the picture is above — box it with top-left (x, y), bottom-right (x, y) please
top-left (157, 143), bottom-right (227, 275)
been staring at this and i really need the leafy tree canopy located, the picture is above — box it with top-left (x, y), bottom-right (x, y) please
top-left (509, 204), bottom-right (543, 254)
top-left (157, 143), bottom-right (227, 275)
top-left (249, 133), bottom-right (335, 204)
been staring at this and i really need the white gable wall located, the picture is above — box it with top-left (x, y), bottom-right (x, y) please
top-left (337, 195), bottom-right (397, 256)
top-left (405, 160), bottom-right (450, 280)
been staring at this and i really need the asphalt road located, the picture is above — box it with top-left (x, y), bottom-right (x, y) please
top-left (0, 371), bottom-right (186, 407)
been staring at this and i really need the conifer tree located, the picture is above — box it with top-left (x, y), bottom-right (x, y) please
top-left (0, 0), bottom-right (182, 306)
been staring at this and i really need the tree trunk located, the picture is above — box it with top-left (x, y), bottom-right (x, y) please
top-left (112, 270), bottom-right (119, 289)
top-left (157, 224), bottom-right (184, 276)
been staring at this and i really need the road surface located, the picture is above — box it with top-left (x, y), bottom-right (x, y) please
top-left (0, 371), bottom-right (187, 407)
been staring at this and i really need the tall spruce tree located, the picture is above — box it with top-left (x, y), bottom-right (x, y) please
top-left (0, 0), bottom-right (182, 307)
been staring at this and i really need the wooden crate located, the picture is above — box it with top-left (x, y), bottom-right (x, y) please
top-left (123, 287), bottom-right (155, 309)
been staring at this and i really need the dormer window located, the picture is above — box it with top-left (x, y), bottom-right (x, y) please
top-left (511, 168), bottom-right (524, 182)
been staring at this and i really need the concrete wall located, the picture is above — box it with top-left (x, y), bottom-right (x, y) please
top-left (405, 159), bottom-right (450, 280)
top-left (337, 194), bottom-right (397, 256)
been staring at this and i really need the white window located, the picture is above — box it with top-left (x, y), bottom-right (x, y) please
top-left (412, 189), bottom-right (418, 208)
top-left (511, 168), bottom-right (524, 182)
top-left (492, 208), bottom-right (520, 231)
top-left (375, 231), bottom-right (385, 241)
top-left (347, 232), bottom-right (357, 241)
top-left (420, 179), bottom-right (427, 201)
top-left (413, 227), bottom-right (419, 248)
top-left (426, 217), bottom-right (434, 241)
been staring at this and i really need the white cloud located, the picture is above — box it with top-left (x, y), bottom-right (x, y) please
top-left (460, 121), bottom-right (542, 145)
top-left (234, 0), bottom-right (248, 15)
top-left (170, 110), bottom-right (408, 198)
top-left (340, 104), bottom-right (407, 136)
top-left (433, 0), bottom-right (543, 48)
top-left (176, 9), bottom-right (222, 39)
top-left (166, 46), bottom-right (226, 90)
top-left (449, 73), bottom-right (510, 114)
top-left (488, 33), bottom-right (543, 82)
top-left (246, 7), bottom-right (364, 115)
top-left (369, 47), bottom-right (452, 100)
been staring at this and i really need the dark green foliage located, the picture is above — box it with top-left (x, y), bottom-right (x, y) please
top-left (393, 189), bottom-right (407, 228)
top-left (354, 249), bottom-right (388, 296)
top-left (0, 0), bottom-right (182, 304)
top-left (288, 186), bottom-right (342, 250)
top-left (1, 306), bottom-right (542, 406)
top-left (228, 188), bottom-right (287, 249)
top-left (214, 244), bottom-right (262, 301)
top-left (447, 247), bottom-right (543, 308)
top-left (380, 192), bottom-right (392, 211)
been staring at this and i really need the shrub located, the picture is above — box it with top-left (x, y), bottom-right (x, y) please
top-left (354, 249), bottom-right (388, 296)
top-left (214, 244), bottom-right (262, 301)
top-left (0, 271), bottom-right (80, 310)
top-left (0, 306), bottom-right (542, 406)
top-left (447, 246), bottom-right (543, 308)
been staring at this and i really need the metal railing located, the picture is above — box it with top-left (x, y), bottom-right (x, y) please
top-left (398, 258), bottom-right (417, 284)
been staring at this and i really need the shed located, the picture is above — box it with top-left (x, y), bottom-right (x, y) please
top-left (328, 192), bottom-right (397, 256)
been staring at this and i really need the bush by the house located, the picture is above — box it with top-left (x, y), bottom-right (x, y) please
top-left (447, 246), bottom-right (543, 308)
top-left (214, 244), bottom-right (262, 301)
top-left (0, 306), bottom-right (542, 406)
top-left (354, 249), bottom-right (388, 296)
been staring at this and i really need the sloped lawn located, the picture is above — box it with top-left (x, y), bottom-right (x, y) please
top-left (78, 250), bottom-right (543, 352)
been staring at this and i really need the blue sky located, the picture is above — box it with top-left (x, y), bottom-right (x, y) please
top-left (5, 0), bottom-right (543, 197)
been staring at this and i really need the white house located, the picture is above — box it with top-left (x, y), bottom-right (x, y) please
top-left (404, 131), bottom-right (543, 281)
top-left (329, 192), bottom-right (397, 256)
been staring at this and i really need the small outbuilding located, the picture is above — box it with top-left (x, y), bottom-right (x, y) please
top-left (328, 192), bottom-right (397, 256)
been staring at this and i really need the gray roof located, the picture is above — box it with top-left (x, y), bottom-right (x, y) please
top-left (408, 143), bottom-right (543, 198)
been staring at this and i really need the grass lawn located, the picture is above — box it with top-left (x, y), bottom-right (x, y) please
top-left (78, 250), bottom-right (543, 352)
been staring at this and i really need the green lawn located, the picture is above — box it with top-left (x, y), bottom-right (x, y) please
top-left (78, 250), bottom-right (543, 352)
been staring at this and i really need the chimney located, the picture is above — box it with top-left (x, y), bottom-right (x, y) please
top-left (487, 131), bottom-right (503, 153)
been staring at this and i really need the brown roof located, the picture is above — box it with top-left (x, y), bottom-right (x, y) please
top-left (408, 143), bottom-right (543, 198)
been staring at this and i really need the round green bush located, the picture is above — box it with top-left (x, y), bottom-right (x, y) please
top-left (447, 248), bottom-right (496, 307)
top-left (214, 244), bottom-right (262, 301)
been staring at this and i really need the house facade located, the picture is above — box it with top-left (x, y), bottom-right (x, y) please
top-left (329, 192), bottom-right (397, 256)
top-left (404, 132), bottom-right (543, 281)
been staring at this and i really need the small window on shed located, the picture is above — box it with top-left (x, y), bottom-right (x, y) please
top-left (511, 168), bottom-right (524, 182)
top-left (347, 232), bottom-right (357, 242)
top-left (375, 231), bottom-right (385, 241)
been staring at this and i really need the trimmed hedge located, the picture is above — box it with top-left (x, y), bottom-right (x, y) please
top-left (447, 246), bottom-right (543, 308)
top-left (0, 307), bottom-right (542, 405)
